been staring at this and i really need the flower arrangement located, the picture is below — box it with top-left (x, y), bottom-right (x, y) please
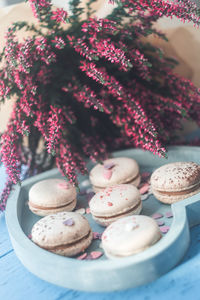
top-left (0, 0), bottom-right (200, 210)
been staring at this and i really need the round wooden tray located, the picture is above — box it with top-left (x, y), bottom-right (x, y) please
top-left (5, 146), bottom-right (200, 291)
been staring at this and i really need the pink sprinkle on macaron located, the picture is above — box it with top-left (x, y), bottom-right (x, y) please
top-left (139, 183), bottom-right (150, 195)
top-left (108, 202), bottom-right (113, 206)
top-left (103, 169), bottom-right (113, 180)
top-left (160, 226), bottom-right (170, 233)
top-left (152, 213), bottom-right (163, 219)
top-left (58, 182), bottom-right (70, 189)
top-left (166, 211), bottom-right (173, 218)
top-left (77, 253), bottom-right (87, 260)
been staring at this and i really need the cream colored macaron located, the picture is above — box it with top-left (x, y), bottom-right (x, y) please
top-left (150, 161), bottom-right (200, 204)
top-left (89, 184), bottom-right (142, 227)
top-left (28, 178), bottom-right (77, 216)
top-left (89, 157), bottom-right (141, 192)
top-left (31, 212), bottom-right (93, 257)
top-left (102, 215), bottom-right (162, 259)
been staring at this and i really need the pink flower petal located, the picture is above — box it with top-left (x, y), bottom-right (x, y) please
top-left (93, 232), bottom-right (102, 240)
top-left (103, 169), bottom-right (113, 180)
top-left (166, 211), bottom-right (173, 218)
top-left (77, 253), bottom-right (87, 260)
top-left (139, 183), bottom-right (150, 195)
top-left (160, 226), bottom-right (170, 233)
top-left (152, 213), bottom-right (163, 219)
top-left (87, 251), bottom-right (103, 260)
top-left (86, 207), bottom-right (91, 214)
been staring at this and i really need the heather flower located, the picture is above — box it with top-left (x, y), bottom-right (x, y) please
top-left (27, 0), bottom-right (52, 20)
top-left (51, 8), bottom-right (68, 23)
top-left (51, 37), bottom-right (66, 49)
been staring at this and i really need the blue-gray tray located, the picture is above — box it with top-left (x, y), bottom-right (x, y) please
top-left (5, 146), bottom-right (200, 292)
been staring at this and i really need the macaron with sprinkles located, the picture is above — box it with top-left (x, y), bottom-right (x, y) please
top-left (150, 161), bottom-right (200, 204)
top-left (89, 184), bottom-right (142, 227)
top-left (89, 157), bottom-right (141, 193)
top-left (102, 215), bottom-right (162, 259)
top-left (31, 211), bottom-right (93, 257)
top-left (28, 178), bottom-right (77, 216)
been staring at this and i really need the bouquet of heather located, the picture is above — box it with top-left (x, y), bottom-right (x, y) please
top-left (0, 0), bottom-right (200, 210)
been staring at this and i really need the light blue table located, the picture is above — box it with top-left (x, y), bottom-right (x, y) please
top-left (1, 130), bottom-right (200, 300)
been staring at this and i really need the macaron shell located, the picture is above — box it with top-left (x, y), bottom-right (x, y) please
top-left (152, 186), bottom-right (200, 204)
top-left (31, 212), bottom-right (91, 248)
top-left (150, 162), bottom-right (200, 192)
top-left (50, 230), bottom-right (93, 257)
top-left (28, 198), bottom-right (77, 216)
top-left (89, 184), bottom-right (141, 217)
top-left (89, 157), bottom-right (140, 189)
top-left (29, 179), bottom-right (77, 208)
top-left (92, 201), bottom-right (142, 227)
top-left (102, 215), bottom-right (161, 258)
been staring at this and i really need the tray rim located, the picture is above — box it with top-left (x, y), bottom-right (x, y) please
top-left (5, 145), bottom-right (200, 291)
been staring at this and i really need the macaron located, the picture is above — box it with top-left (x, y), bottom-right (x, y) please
top-left (102, 215), bottom-right (162, 259)
top-left (89, 184), bottom-right (142, 227)
top-left (89, 157), bottom-right (141, 192)
top-left (150, 161), bottom-right (200, 204)
top-left (31, 211), bottom-right (93, 257)
top-left (28, 178), bottom-right (77, 216)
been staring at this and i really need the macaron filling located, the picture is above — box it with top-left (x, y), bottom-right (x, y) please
top-left (37, 230), bottom-right (92, 251)
top-left (29, 198), bottom-right (76, 210)
top-left (92, 201), bottom-right (142, 219)
top-left (153, 182), bottom-right (200, 196)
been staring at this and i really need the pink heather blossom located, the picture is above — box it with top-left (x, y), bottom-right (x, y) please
top-left (51, 37), bottom-right (66, 49)
top-left (81, 18), bottom-right (117, 35)
top-left (28, 0), bottom-right (51, 19)
top-left (51, 8), bottom-right (68, 23)
top-left (56, 141), bottom-right (87, 185)
top-left (68, 34), bottom-right (132, 71)
top-left (121, 0), bottom-right (200, 26)
top-left (0, 179), bottom-right (13, 211)
top-left (73, 84), bottom-right (113, 114)
top-left (47, 106), bottom-right (76, 155)
top-left (81, 133), bottom-right (108, 162)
